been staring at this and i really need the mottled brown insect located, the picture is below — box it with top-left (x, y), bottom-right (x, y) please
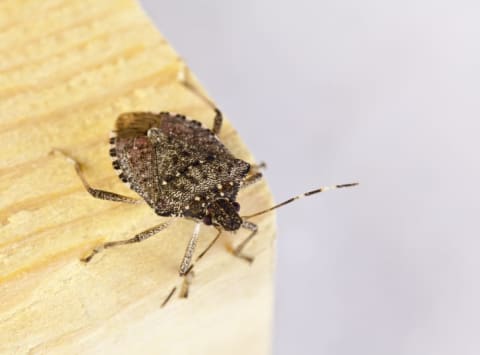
top-left (53, 66), bottom-right (357, 302)
top-left (112, 111), bottom-right (249, 231)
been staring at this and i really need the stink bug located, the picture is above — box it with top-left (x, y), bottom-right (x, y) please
top-left (52, 65), bottom-right (357, 301)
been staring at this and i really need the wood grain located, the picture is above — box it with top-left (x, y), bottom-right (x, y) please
top-left (0, 1), bottom-right (276, 354)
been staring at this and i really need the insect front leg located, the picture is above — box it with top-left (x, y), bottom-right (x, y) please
top-left (169, 225), bottom-right (223, 303)
top-left (81, 221), bottom-right (171, 262)
top-left (241, 172), bottom-right (263, 189)
top-left (175, 222), bottom-right (205, 300)
top-left (179, 268), bottom-right (195, 298)
top-left (232, 220), bottom-right (258, 263)
top-left (50, 149), bottom-right (141, 205)
top-left (162, 263), bottom-right (195, 307)
top-left (251, 161), bottom-right (267, 172)
top-left (212, 108), bottom-right (223, 135)
top-left (240, 162), bottom-right (267, 189)
top-left (196, 227), bottom-right (222, 261)
top-left (179, 223), bottom-right (202, 276)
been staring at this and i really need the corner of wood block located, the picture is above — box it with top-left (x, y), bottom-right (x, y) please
top-left (0, 0), bottom-right (276, 354)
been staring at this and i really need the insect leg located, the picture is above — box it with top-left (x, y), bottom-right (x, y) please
top-left (251, 161), bottom-right (267, 171)
top-left (81, 221), bottom-right (171, 263)
top-left (177, 64), bottom-right (223, 134)
top-left (161, 286), bottom-right (177, 307)
top-left (162, 227), bottom-right (223, 306)
top-left (179, 223), bottom-right (201, 276)
top-left (168, 222), bottom-right (201, 301)
top-left (50, 148), bottom-right (141, 204)
top-left (179, 268), bottom-right (195, 298)
top-left (161, 265), bottom-right (194, 307)
top-left (240, 161), bottom-right (267, 189)
top-left (241, 172), bottom-right (263, 189)
top-left (164, 225), bottom-right (222, 305)
top-left (212, 108), bottom-right (223, 135)
top-left (232, 220), bottom-right (258, 263)
top-left (196, 227), bottom-right (222, 261)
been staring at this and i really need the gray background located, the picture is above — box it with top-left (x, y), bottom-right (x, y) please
top-left (140, 1), bottom-right (480, 354)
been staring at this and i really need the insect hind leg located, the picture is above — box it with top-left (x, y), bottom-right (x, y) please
top-left (176, 63), bottom-right (223, 135)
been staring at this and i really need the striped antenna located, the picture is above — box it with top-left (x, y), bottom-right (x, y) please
top-left (242, 182), bottom-right (359, 219)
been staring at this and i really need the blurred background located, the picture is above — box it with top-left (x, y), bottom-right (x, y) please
top-left (140, 1), bottom-right (480, 354)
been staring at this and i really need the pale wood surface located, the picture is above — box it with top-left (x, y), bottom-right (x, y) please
top-left (0, 1), bottom-right (276, 354)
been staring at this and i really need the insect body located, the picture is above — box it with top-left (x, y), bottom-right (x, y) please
top-left (111, 111), bottom-right (249, 232)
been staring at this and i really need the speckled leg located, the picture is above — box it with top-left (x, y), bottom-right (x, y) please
top-left (251, 161), bottom-right (267, 172)
top-left (177, 64), bottom-right (223, 134)
top-left (162, 226), bottom-right (223, 306)
top-left (233, 220), bottom-right (258, 263)
top-left (241, 172), bottom-right (263, 189)
top-left (50, 148), bottom-right (141, 204)
top-left (179, 223), bottom-right (201, 276)
top-left (211, 108), bottom-right (223, 135)
top-left (179, 268), bottom-right (195, 298)
top-left (81, 221), bottom-right (171, 263)
top-left (196, 227), bottom-right (223, 262)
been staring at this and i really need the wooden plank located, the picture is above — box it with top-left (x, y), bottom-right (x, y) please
top-left (0, 1), bottom-right (275, 353)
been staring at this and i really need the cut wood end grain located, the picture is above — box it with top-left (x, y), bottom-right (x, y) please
top-left (0, 1), bottom-right (276, 354)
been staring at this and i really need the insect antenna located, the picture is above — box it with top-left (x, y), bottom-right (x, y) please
top-left (242, 182), bottom-right (359, 219)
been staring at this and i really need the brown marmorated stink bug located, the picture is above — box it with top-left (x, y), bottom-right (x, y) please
top-left (52, 65), bottom-right (358, 304)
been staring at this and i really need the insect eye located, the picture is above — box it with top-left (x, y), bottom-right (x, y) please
top-left (203, 215), bottom-right (212, 225)
top-left (232, 201), bottom-right (240, 212)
